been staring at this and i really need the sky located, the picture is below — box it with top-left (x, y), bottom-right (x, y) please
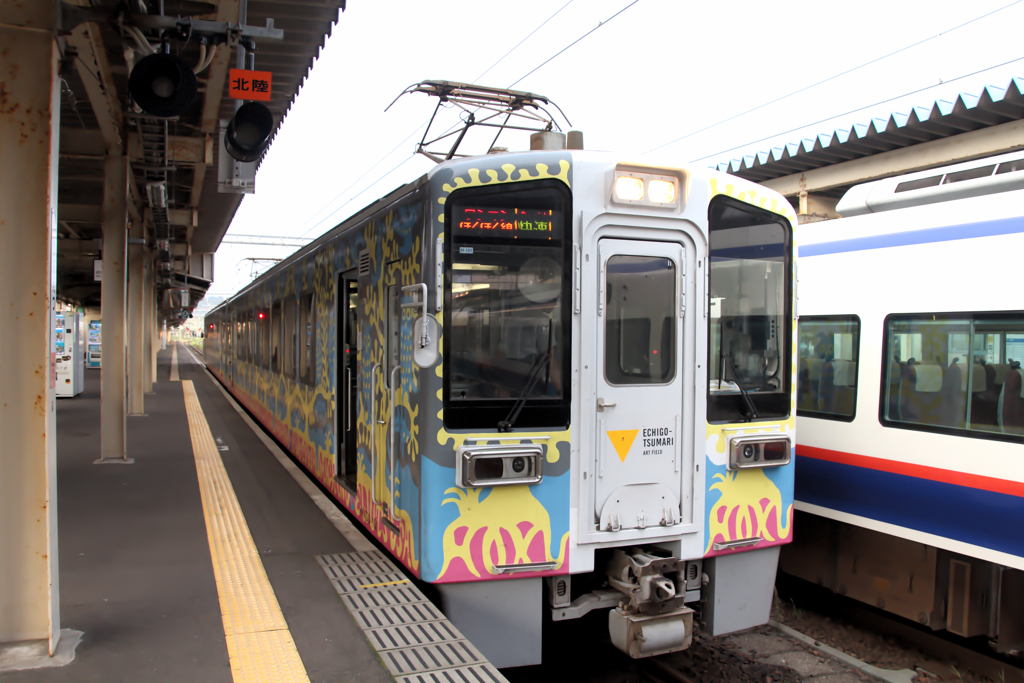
top-left (210, 0), bottom-right (1024, 298)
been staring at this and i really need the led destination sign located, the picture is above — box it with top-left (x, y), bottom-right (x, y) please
top-left (453, 206), bottom-right (562, 239)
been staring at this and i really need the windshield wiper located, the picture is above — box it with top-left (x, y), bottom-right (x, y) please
top-left (497, 350), bottom-right (551, 432)
top-left (498, 321), bottom-right (554, 432)
top-left (725, 354), bottom-right (758, 421)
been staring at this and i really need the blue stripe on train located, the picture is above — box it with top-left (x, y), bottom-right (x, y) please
top-left (801, 215), bottom-right (1024, 257)
top-left (795, 455), bottom-right (1024, 559)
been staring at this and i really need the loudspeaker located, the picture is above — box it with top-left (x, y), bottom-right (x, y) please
top-left (224, 102), bottom-right (274, 162)
top-left (128, 52), bottom-right (198, 117)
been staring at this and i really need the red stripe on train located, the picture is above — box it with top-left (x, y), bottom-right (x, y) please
top-left (795, 445), bottom-right (1024, 498)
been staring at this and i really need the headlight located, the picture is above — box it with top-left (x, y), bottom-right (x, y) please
top-left (614, 176), bottom-right (645, 202)
top-left (648, 179), bottom-right (676, 204)
top-left (611, 168), bottom-right (682, 209)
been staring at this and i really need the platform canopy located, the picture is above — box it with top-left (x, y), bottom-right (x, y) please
top-left (714, 77), bottom-right (1024, 221)
top-left (57, 0), bottom-right (345, 313)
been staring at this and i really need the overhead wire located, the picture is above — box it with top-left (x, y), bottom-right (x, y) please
top-left (291, 2), bottom-right (592, 240)
top-left (293, 124), bottom-right (427, 238)
top-left (644, 0), bottom-right (1023, 155)
top-left (690, 54), bottom-right (1024, 165)
top-left (507, 0), bottom-right (640, 89)
top-left (475, 0), bottom-right (574, 83)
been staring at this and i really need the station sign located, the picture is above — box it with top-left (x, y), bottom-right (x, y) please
top-left (228, 69), bottom-right (272, 102)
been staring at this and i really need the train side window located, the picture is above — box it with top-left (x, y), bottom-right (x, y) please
top-left (258, 308), bottom-right (271, 369)
top-left (299, 292), bottom-right (316, 386)
top-left (797, 316), bottom-right (859, 421)
top-left (283, 295), bottom-right (296, 379)
top-left (880, 313), bottom-right (1024, 441)
top-left (235, 316), bottom-right (243, 360)
top-left (270, 301), bottom-right (282, 373)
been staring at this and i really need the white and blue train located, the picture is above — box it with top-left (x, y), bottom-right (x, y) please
top-left (786, 151), bottom-right (1024, 654)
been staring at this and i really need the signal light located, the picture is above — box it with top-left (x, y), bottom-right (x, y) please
top-left (128, 52), bottom-right (198, 118)
top-left (224, 102), bottom-right (274, 162)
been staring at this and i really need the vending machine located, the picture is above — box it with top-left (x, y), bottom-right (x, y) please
top-left (56, 312), bottom-right (85, 397)
top-left (87, 320), bottom-right (102, 368)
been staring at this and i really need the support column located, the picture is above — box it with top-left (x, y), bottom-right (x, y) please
top-left (0, 4), bottom-right (61, 654)
top-left (144, 254), bottom-right (155, 392)
top-left (99, 155), bottom-right (130, 462)
top-left (127, 221), bottom-right (145, 413)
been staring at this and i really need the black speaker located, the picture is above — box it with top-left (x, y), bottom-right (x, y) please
top-left (224, 101), bottom-right (274, 163)
top-left (128, 52), bottom-right (198, 117)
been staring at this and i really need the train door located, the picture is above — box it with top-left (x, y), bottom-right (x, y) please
top-left (336, 270), bottom-right (359, 487)
top-left (594, 238), bottom-right (686, 531)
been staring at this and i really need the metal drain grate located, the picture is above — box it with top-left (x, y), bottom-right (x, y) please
top-left (316, 551), bottom-right (508, 683)
top-left (341, 585), bottom-right (428, 611)
top-left (381, 640), bottom-right (490, 676)
top-left (394, 663), bottom-right (507, 683)
top-left (365, 620), bottom-right (463, 651)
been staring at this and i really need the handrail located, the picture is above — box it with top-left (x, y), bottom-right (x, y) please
top-left (370, 362), bottom-right (381, 503)
top-left (400, 283), bottom-right (430, 348)
top-left (388, 365), bottom-right (401, 523)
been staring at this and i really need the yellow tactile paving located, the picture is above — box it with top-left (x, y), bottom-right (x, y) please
top-left (170, 344), bottom-right (179, 381)
top-left (181, 380), bottom-right (310, 683)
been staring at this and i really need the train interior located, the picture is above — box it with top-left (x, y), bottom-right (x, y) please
top-left (798, 317), bottom-right (859, 419)
top-left (883, 315), bottom-right (1024, 436)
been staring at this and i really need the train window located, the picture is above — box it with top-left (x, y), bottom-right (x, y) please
top-left (299, 292), bottom-right (316, 386)
top-left (270, 301), bottom-right (282, 373)
top-left (604, 256), bottom-right (676, 385)
top-left (797, 316), bottom-right (860, 421)
top-left (881, 313), bottom-right (1024, 441)
top-left (443, 179), bottom-right (572, 431)
top-left (258, 308), bottom-right (271, 369)
top-left (283, 295), bottom-right (296, 379)
top-left (235, 315), bottom-right (243, 360)
top-left (707, 196), bottom-right (792, 423)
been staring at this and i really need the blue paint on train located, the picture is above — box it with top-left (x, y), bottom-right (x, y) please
top-left (795, 455), bottom-right (1024, 559)
top-left (801, 215), bottom-right (1024, 257)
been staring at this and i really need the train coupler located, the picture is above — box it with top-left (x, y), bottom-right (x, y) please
top-left (606, 548), bottom-right (694, 657)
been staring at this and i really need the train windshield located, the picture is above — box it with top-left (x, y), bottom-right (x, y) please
top-left (707, 196), bottom-right (792, 422)
top-left (443, 181), bottom-right (571, 430)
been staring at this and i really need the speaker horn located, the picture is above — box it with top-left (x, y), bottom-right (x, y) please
top-left (224, 101), bottom-right (274, 163)
top-left (128, 52), bottom-right (198, 118)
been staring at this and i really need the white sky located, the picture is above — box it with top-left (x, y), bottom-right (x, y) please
top-left (211, 0), bottom-right (1024, 298)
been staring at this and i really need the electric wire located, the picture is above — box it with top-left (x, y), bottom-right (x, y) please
top-left (475, 0), bottom-right (574, 83)
top-left (690, 54), bottom-right (1024, 165)
top-left (292, 3), bottom-right (586, 240)
top-left (507, 0), bottom-right (640, 89)
top-left (297, 154), bottom-right (419, 239)
top-left (645, 0), bottom-right (1023, 155)
top-left (294, 125), bottom-right (426, 238)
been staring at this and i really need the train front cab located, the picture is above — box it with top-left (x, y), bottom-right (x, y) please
top-left (431, 155), bottom-right (798, 664)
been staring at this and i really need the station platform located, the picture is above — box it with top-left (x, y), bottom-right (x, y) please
top-left (3, 343), bottom-right (498, 683)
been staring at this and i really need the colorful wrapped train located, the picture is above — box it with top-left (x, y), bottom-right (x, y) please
top-left (203, 135), bottom-right (798, 666)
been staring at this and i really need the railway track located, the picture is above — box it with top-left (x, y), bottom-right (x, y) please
top-left (777, 573), bottom-right (1024, 683)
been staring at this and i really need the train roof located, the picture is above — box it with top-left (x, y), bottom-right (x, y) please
top-left (836, 150), bottom-right (1024, 216)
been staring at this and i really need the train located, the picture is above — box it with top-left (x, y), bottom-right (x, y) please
top-left (785, 151), bottom-right (1024, 655)
top-left (203, 124), bottom-right (799, 667)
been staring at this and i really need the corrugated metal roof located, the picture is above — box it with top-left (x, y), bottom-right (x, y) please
top-left (715, 76), bottom-right (1024, 185)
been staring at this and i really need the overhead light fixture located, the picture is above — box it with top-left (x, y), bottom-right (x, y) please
top-left (128, 51), bottom-right (198, 118)
top-left (224, 102), bottom-right (274, 162)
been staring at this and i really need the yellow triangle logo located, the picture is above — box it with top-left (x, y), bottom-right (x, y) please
top-left (606, 429), bottom-right (639, 463)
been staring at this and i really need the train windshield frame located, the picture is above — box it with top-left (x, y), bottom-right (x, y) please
top-left (442, 179), bottom-right (572, 431)
top-left (707, 195), bottom-right (793, 423)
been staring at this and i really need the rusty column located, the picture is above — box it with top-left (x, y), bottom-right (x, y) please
top-left (0, 2), bottom-right (62, 656)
